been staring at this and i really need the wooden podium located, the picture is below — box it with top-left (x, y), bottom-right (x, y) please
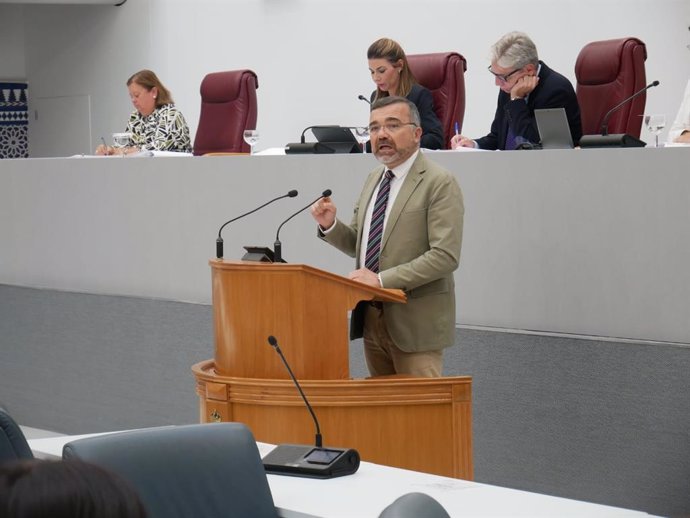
top-left (192, 260), bottom-right (473, 479)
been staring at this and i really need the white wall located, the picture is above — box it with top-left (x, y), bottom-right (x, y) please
top-left (0, 4), bottom-right (26, 80)
top-left (11, 0), bottom-right (690, 154)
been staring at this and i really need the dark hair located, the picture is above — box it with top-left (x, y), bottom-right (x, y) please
top-left (370, 96), bottom-right (421, 126)
top-left (0, 459), bottom-right (148, 518)
top-left (126, 69), bottom-right (173, 107)
top-left (367, 37), bottom-right (417, 100)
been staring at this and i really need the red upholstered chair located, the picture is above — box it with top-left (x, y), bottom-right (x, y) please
top-left (407, 52), bottom-right (467, 149)
top-left (193, 70), bottom-right (258, 155)
top-left (575, 37), bottom-right (647, 138)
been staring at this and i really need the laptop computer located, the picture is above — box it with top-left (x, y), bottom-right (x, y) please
top-left (534, 108), bottom-right (574, 149)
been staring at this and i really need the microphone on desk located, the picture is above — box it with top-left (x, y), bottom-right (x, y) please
top-left (600, 80), bottom-right (659, 136)
top-left (358, 94), bottom-right (372, 106)
top-left (215, 190), bottom-right (298, 259)
top-left (274, 189), bottom-right (332, 263)
top-left (262, 335), bottom-right (360, 478)
top-left (580, 80), bottom-right (660, 148)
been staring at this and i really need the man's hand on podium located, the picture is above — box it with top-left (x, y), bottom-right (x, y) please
top-left (348, 268), bottom-right (381, 288)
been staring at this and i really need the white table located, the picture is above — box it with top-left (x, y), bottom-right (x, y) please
top-left (29, 434), bottom-right (654, 518)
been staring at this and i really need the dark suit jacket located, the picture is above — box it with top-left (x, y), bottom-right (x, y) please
top-left (370, 84), bottom-right (445, 150)
top-left (320, 152), bottom-right (464, 352)
top-left (475, 61), bottom-right (582, 150)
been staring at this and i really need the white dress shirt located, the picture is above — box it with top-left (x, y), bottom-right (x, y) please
top-left (358, 150), bottom-right (419, 269)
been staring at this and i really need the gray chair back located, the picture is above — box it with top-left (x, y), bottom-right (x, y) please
top-left (0, 408), bottom-right (33, 464)
top-left (63, 422), bottom-right (278, 518)
top-left (378, 492), bottom-right (451, 518)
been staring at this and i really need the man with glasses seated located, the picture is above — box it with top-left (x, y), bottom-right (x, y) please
top-left (451, 31), bottom-right (582, 150)
top-left (310, 96), bottom-right (464, 377)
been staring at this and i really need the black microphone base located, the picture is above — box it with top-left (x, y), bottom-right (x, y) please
top-left (579, 134), bottom-right (646, 148)
top-left (262, 444), bottom-right (360, 479)
top-left (284, 142), bottom-right (335, 154)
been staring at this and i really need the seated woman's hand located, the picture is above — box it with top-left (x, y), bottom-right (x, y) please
top-left (95, 144), bottom-right (114, 155)
top-left (674, 130), bottom-right (690, 144)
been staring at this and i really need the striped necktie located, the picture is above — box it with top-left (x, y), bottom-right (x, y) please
top-left (364, 170), bottom-right (394, 273)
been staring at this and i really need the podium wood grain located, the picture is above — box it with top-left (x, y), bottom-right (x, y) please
top-left (210, 260), bottom-right (405, 380)
top-left (196, 260), bottom-right (473, 479)
top-left (193, 360), bottom-right (473, 479)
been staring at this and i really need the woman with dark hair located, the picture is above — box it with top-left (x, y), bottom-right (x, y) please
top-left (0, 459), bottom-right (148, 518)
top-left (96, 69), bottom-right (191, 155)
top-left (367, 38), bottom-right (444, 150)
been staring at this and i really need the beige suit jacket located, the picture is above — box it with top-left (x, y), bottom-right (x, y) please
top-left (321, 152), bottom-right (464, 352)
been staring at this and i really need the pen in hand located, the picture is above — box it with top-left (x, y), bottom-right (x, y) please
top-left (100, 137), bottom-right (108, 155)
top-left (454, 121), bottom-right (459, 136)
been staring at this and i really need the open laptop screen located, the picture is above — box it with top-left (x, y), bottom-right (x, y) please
top-left (534, 108), bottom-right (574, 149)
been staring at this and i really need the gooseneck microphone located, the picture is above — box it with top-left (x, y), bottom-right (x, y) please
top-left (262, 335), bottom-right (360, 478)
top-left (268, 335), bottom-right (322, 447)
top-left (215, 190), bottom-right (298, 259)
top-left (358, 94), bottom-right (372, 106)
top-left (601, 80), bottom-right (660, 135)
top-left (274, 189), bottom-right (332, 263)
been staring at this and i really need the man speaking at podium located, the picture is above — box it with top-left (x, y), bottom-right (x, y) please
top-left (310, 96), bottom-right (464, 377)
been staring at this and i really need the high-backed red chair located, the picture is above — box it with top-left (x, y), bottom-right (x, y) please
top-left (575, 37), bottom-right (647, 138)
top-left (193, 70), bottom-right (258, 155)
top-left (407, 52), bottom-right (467, 149)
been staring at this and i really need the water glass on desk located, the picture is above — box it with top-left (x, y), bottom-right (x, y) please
top-left (112, 132), bottom-right (132, 156)
top-left (643, 114), bottom-right (665, 148)
top-left (243, 130), bottom-right (260, 155)
top-left (354, 127), bottom-right (370, 154)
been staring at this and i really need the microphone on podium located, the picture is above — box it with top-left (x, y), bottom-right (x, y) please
top-left (274, 189), bottom-right (332, 263)
top-left (580, 80), bottom-right (660, 148)
top-left (215, 190), bottom-right (298, 259)
top-left (261, 335), bottom-right (360, 478)
top-left (358, 94), bottom-right (372, 106)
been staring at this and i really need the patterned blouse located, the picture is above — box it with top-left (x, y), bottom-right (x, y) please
top-left (124, 104), bottom-right (192, 153)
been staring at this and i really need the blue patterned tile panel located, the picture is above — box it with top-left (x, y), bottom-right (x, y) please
top-left (0, 82), bottom-right (29, 158)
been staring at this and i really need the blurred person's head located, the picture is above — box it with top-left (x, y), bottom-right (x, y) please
top-left (487, 32), bottom-right (539, 93)
top-left (0, 459), bottom-right (147, 518)
top-left (368, 38), bottom-right (417, 100)
top-left (126, 69), bottom-right (173, 116)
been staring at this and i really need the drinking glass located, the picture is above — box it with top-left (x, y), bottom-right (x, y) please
top-left (243, 130), bottom-right (260, 155)
top-left (112, 132), bottom-right (132, 157)
top-left (644, 114), bottom-right (665, 148)
top-left (354, 127), bottom-right (370, 154)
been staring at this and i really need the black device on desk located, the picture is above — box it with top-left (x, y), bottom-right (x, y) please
top-left (534, 108), bottom-right (574, 149)
top-left (262, 444), bottom-right (361, 479)
top-left (261, 335), bottom-right (361, 479)
top-left (285, 125), bottom-right (361, 154)
top-left (311, 126), bottom-right (361, 154)
top-left (242, 246), bottom-right (279, 262)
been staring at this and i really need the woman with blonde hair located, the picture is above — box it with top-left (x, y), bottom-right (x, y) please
top-left (367, 38), bottom-right (444, 149)
top-left (96, 69), bottom-right (191, 155)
